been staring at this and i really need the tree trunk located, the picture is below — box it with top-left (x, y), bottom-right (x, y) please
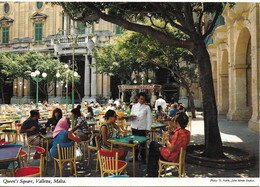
top-left (0, 82), bottom-right (5, 104)
top-left (187, 88), bottom-right (196, 118)
top-left (182, 83), bottom-right (196, 118)
top-left (192, 39), bottom-right (223, 159)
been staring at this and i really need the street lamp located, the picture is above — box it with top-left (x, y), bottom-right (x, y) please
top-left (56, 71), bottom-right (64, 104)
top-left (31, 70), bottom-right (47, 109)
top-left (148, 79), bottom-right (152, 84)
top-left (141, 74), bottom-right (144, 92)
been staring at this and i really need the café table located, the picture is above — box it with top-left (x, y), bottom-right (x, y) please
top-left (39, 119), bottom-right (48, 125)
top-left (0, 145), bottom-right (21, 176)
top-left (40, 132), bottom-right (53, 173)
top-left (0, 120), bottom-right (13, 129)
top-left (87, 121), bottom-right (96, 131)
top-left (108, 135), bottom-right (149, 177)
top-left (151, 123), bottom-right (167, 141)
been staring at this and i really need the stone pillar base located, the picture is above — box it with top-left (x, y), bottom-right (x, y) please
top-left (82, 96), bottom-right (96, 104)
top-left (48, 96), bottom-right (71, 104)
top-left (248, 119), bottom-right (259, 132)
top-left (218, 107), bottom-right (228, 115)
top-left (11, 96), bottom-right (34, 104)
top-left (178, 96), bottom-right (189, 108)
top-left (227, 108), bottom-right (252, 121)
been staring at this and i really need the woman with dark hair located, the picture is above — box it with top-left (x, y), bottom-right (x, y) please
top-left (147, 111), bottom-right (190, 177)
top-left (76, 104), bottom-right (85, 118)
top-left (71, 108), bottom-right (91, 141)
top-left (46, 108), bottom-right (63, 131)
top-left (86, 106), bottom-right (94, 120)
top-left (99, 110), bottom-right (127, 153)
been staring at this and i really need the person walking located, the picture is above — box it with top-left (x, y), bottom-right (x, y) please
top-left (130, 92), bottom-right (152, 162)
top-left (155, 95), bottom-right (167, 111)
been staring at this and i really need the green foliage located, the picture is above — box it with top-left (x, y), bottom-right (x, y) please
top-left (93, 35), bottom-right (157, 83)
top-left (0, 50), bottom-right (80, 97)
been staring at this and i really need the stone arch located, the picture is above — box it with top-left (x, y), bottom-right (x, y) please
top-left (233, 27), bottom-right (252, 119)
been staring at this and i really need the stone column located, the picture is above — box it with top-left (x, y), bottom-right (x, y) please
top-left (83, 55), bottom-right (90, 99)
top-left (227, 65), bottom-right (252, 120)
top-left (178, 86), bottom-right (188, 108)
top-left (103, 74), bottom-right (110, 98)
top-left (248, 6), bottom-right (260, 131)
top-left (91, 57), bottom-right (97, 99)
top-left (218, 74), bottom-right (229, 114)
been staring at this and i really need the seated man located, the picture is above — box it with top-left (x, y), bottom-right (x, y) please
top-left (20, 109), bottom-right (41, 146)
top-left (147, 111), bottom-right (190, 177)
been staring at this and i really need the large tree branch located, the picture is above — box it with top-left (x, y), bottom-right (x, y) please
top-left (167, 3), bottom-right (189, 30)
top-left (184, 3), bottom-right (197, 34)
top-left (198, 8), bottom-right (205, 34)
top-left (60, 2), bottom-right (100, 23)
top-left (151, 3), bottom-right (192, 36)
top-left (202, 4), bottom-right (223, 40)
top-left (84, 3), bottom-right (193, 49)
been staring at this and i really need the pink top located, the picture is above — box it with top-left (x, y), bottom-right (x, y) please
top-left (53, 117), bottom-right (69, 138)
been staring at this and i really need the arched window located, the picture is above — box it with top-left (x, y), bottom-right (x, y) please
top-left (4, 3), bottom-right (10, 13)
top-left (36, 2), bottom-right (43, 10)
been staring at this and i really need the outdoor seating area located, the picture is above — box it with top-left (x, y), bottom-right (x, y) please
top-left (0, 102), bottom-right (194, 178)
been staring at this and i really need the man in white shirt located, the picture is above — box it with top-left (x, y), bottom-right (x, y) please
top-left (130, 92), bottom-right (152, 162)
top-left (155, 95), bottom-right (167, 111)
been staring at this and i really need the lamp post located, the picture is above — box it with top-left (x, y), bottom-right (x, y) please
top-left (65, 64), bottom-right (69, 113)
top-left (141, 74), bottom-right (144, 92)
top-left (31, 70), bottom-right (47, 109)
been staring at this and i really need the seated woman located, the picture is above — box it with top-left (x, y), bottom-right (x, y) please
top-left (99, 110), bottom-right (127, 159)
top-left (50, 117), bottom-right (81, 158)
top-left (46, 108), bottom-right (63, 131)
top-left (154, 105), bottom-right (165, 119)
top-left (71, 108), bottom-right (92, 141)
top-left (147, 111), bottom-right (191, 177)
top-left (86, 106), bottom-right (94, 121)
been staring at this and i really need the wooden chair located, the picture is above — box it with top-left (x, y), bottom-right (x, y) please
top-left (97, 149), bottom-right (127, 177)
top-left (2, 129), bottom-right (17, 144)
top-left (15, 147), bottom-right (45, 177)
top-left (26, 134), bottom-right (38, 164)
top-left (158, 147), bottom-right (186, 177)
top-left (53, 142), bottom-right (77, 177)
top-left (78, 134), bottom-right (92, 160)
top-left (20, 150), bottom-right (28, 167)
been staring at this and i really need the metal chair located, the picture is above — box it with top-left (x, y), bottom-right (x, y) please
top-left (158, 147), bottom-right (186, 177)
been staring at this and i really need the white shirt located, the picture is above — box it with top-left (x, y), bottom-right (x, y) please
top-left (155, 98), bottom-right (167, 111)
top-left (130, 102), bottom-right (152, 131)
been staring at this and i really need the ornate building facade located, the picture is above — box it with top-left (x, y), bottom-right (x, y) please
top-left (208, 3), bottom-right (259, 132)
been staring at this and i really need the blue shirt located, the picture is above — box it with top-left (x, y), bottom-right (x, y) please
top-left (169, 108), bottom-right (179, 118)
top-left (50, 131), bottom-right (74, 158)
top-left (21, 118), bottom-right (40, 137)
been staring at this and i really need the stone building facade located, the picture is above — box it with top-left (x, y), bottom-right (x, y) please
top-left (0, 2), bottom-right (120, 104)
top-left (208, 3), bottom-right (259, 132)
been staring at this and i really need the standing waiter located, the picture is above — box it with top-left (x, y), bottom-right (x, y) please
top-left (130, 92), bottom-right (152, 162)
